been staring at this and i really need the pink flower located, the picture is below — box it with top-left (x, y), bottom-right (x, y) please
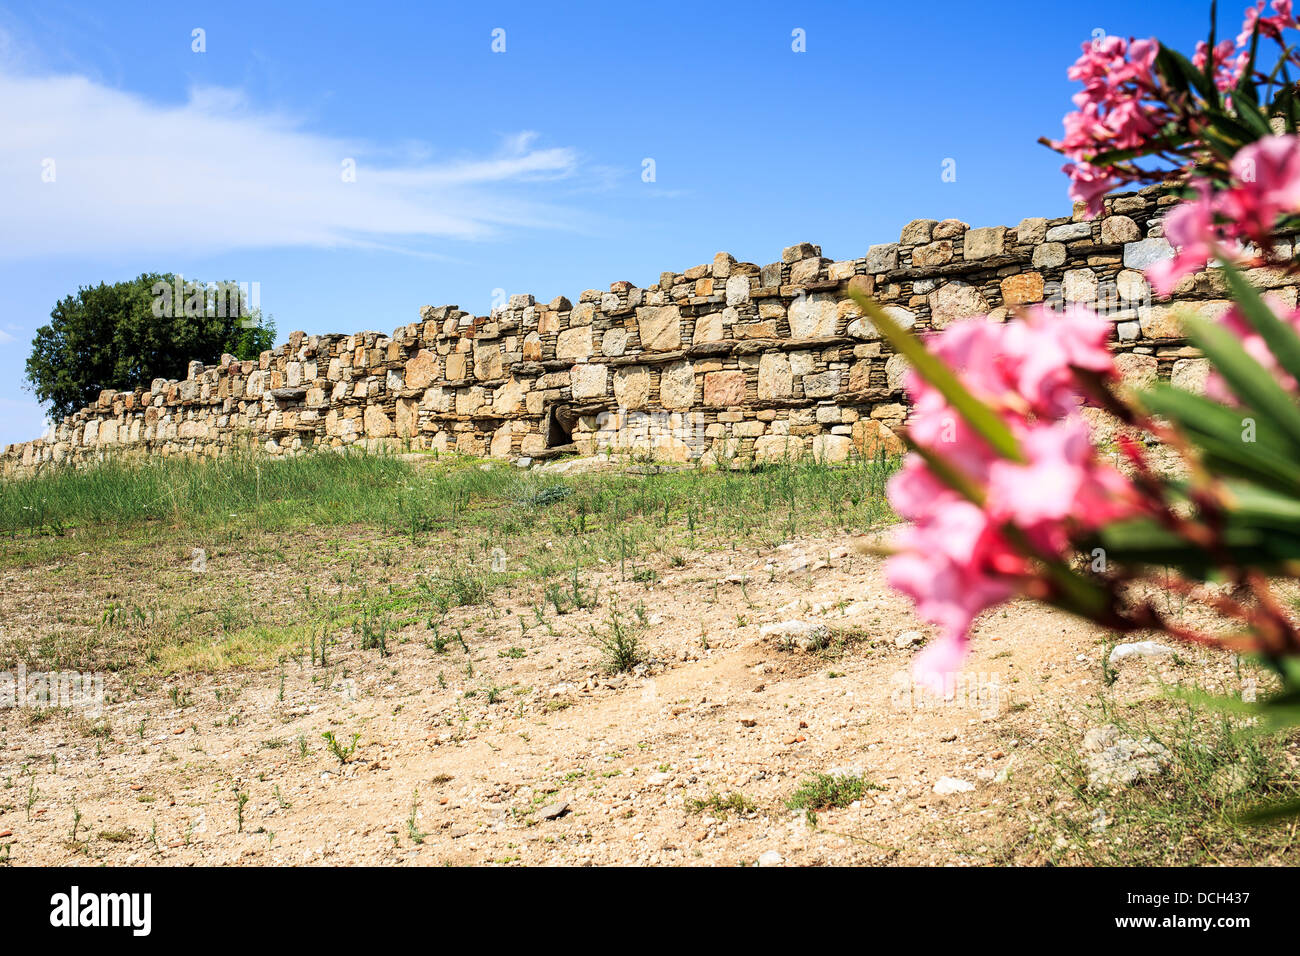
top-left (1194, 38), bottom-right (1245, 91)
top-left (1063, 161), bottom-right (1123, 218)
top-left (1146, 191), bottom-right (1219, 295)
top-left (1239, 0), bottom-right (1295, 47)
top-left (1221, 135), bottom-right (1300, 244)
top-left (986, 417), bottom-right (1132, 528)
top-left (1006, 305), bottom-right (1115, 417)
top-left (884, 307), bottom-right (1134, 692)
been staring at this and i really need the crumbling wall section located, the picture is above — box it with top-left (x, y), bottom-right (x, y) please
top-left (3, 187), bottom-right (1267, 478)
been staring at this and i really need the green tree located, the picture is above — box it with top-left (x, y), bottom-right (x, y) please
top-left (25, 273), bottom-right (276, 419)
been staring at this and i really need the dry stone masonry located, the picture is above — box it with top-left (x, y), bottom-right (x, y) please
top-left (1, 187), bottom-right (1275, 478)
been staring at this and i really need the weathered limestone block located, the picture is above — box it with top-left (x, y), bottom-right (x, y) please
top-left (1100, 215), bottom-right (1141, 244)
top-left (1116, 269), bottom-right (1150, 302)
top-left (571, 363), bottom-right (609, 400)
top-left (474, 341), bottom-right (503, 380)
top-left (755, 434), bottom-right (804, 461)
top-left (899, 219), bottom-right (937, 244)
top-left (788, 292), bottom-right (838, 338)
top-left (964, 226), bottom-right (1006, 259)
top-left (1017, 217), bottom-right (1048, 244)
top-left (1032, 242), bottom-right (1067, 268)
top-left (395, 398), bottom-right (419, 437)
top-left (1139, 299), bottom-right (1230, 338)
top-left (659, 361), bottom-right (695, 409)
top-left (812, 434), bottom-right (852, 462)
top-left (445, 351), bottom-right (468, 380)
top-left (1113, 353), bottom-right (1157, 391)
top-left (866, 243), bottom-right (899, 272)
top-left (1062, 268), bottom-right (1099, 302)
top-left (724, 275), bottom-right (751, 305)
top-left (758, 353), bottom-right (793, 399)
top-left (928, 281), bottom-right (988, 329)
top-left (849, 304), bottom-right (914, 340)
top-left (885, 353), bottom-right (910, 392)
top-left (364, 405), bottom-right (393, 438)
top-left (1123, 237), bottom-right (1173, 269)
top-left (802, 370), bottom-right (840, 398)
top-left (694, 313), bottom-right (724, 343)
top-left (1171, 358), bottom-right (1210, 393)
top-left (603, 327), bottom-right (629, 356)
top-left (613, 366), bottom-right (650, 408)
top-left (912, 241), bottom-right (954, 267)
top-left (637, 305), bottom-right (682, 351)
top-left (556, 326), bottom-right (594, 361)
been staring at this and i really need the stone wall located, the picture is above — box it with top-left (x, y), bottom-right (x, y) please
top-left (1, 187), bottom-right (1275, 479)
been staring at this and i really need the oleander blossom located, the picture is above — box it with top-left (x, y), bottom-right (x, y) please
top-left (886, 307), bottom-right (1137, 695)
top-left (1053, 35), bottom-right (1164, 216)
top-left (1147, 136), bottom-right (1300, 295)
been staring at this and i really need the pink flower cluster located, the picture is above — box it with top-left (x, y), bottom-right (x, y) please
top-left (886, 307), bottom-right (1135, 694)
top-left (1054, 35), bottom-right (1162, 216)
top-left (1239, 0), bottom-right (1296, 46)
top-left (1148, 134), bottom-right (1300, 295)
top-left (1193, 38), bottom-right (1248, 93)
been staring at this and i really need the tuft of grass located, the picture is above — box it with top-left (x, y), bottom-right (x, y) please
top-left (787, 772), bottom-right (882, 820)
top-left (685, 791), bottom-right (756, 817)
top-left (591, 601), bottom-right (644, 673)
top-left (1029, 694), bottom-right (1300, 866)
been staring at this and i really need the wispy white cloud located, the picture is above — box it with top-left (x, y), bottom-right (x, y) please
top-left (0, 68), bottom-right (590, 259)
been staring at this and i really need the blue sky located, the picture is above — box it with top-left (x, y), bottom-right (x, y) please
top-left (0, 0), bottom-right (1230, 446)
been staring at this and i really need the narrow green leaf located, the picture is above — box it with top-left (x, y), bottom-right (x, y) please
top-left (1181, 312), bottom-right (1300, 455)
top-left (1158, 46), bottom-right (1219, 105)
top-left (1216, 258), bottom-right (1300, 383)
top-left (1139, 384), bottom-right (1300, 495)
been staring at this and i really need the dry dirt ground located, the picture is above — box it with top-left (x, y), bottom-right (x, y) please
top-left (0, 522), bottom-right (1277, 867)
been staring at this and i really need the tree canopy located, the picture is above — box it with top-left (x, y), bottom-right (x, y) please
top-left (25, 273), bottom-right (276, 420)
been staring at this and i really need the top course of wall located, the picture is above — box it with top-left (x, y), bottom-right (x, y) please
top-left (4, 186), bottom-right (1284, 479)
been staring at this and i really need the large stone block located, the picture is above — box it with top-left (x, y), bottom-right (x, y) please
top-left (703, 370), bottom-right (746, 407)
top-left (364, 405), bottom-right (393, 438)
top-left (659, 361), bottom-right (695, 409)
top-left (788, 292), bottom-right (839, 338)
top-left (802, 370), bottom-right (841, 398)
top-left (964, 225), bottom-right (1006, 259)
top-left (556, 326), bottom-right (593, 361)
top-left (758, 353), bottom-right (793, 399)
top-left (1138, 299), bottom-right (1231, 338)
top-left (571, 363), bottom-right (609, 400)
top-left (637, 305), bottom-right (682, 351)
top-left (928, 281), bottom-right (988, 329)
top-left (613, 366), bottom-right (650, 408)
top-left (999, 272), bottom-right (1044, 306)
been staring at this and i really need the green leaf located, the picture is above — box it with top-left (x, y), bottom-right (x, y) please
top-left (849, 290), bottom-right (1025, 463)
top-left (1139, 384), bottom-right (1300, 495)
top-left (1238, 796), bottom-right (1300, 825)
top-left (1216, 258), bottom-right (1300, 383)
top-left (1157, 46), bottom-right (1219, 106)
top-left (1181, 312), bottom-right (1300, 455)
top-left (1231, 93), bottom-right (1273, 137)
